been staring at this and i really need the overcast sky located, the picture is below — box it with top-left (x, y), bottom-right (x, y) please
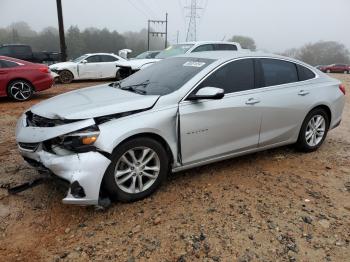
top-left (1, 0), bottom-right (349, 52)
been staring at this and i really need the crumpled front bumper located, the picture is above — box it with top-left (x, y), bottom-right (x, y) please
top-left (16, 113), bottom-right (111, 205)
top-left (18, 145), bottom-right (111, 205)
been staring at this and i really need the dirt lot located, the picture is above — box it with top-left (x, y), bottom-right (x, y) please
top-left (0, 76), bottom-right (349, 262)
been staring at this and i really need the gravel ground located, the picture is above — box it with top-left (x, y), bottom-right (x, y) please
top-left (0, 76), bottom-right (349, 262)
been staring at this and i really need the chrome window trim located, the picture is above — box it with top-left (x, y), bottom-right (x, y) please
top-left (180, 56), bottom-right (319, 103)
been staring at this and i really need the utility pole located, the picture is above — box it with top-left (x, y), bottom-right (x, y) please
top-left (56, 0), bottom-right (67, 61)
top-left (176, 30), bottom-right (179, 44)
top-left (147, 13), bottom-right (168, 50)
top-left (185, 0), bottom-right (202, 42)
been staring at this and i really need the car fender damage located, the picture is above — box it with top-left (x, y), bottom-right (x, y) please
top-left (15, 103), bottom-right (163, 205)
top-left (19, 148), bottom-right (111, 205)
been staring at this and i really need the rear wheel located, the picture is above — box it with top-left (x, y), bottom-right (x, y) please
top-left (7, 80), bottom-right (34, 101)
top-left (58, 70), bottom-right (74, 84)
top-left (103, 137), bottom-right (169, 202)
top-left (296, 108), bottom-right (329, 152)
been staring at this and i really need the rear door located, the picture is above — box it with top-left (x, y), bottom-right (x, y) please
top-left (99, 55), bottom-right (119, 78)
top-left (256, 58), bottom-right (316, 147)
top-left (179, 58), bottom-right (262, 165)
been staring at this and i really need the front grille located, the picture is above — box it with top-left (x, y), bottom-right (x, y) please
top-left (26, 111), bottom-right (79, 127)
top-left (18, 142), bottom-right (39, 152)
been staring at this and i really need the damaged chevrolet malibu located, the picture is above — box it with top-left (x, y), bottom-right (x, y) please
top-left (15, 51), bottom-right (346, 206)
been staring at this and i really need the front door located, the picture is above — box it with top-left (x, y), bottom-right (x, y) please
top-left (179, 58), bottom-right (262, 165)
top-left (78, 55), bottom-right (101, 79)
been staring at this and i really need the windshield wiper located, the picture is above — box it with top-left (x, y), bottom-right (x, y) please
top-left (119, 80), bottom-right (150, 95)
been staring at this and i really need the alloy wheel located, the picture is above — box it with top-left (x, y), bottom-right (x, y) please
top-left (9, 81), bottom-right (32, 101)
top-left (305, 115), bottom-right (326, 147)
top-left (114, 147), bottom-right (160, 194)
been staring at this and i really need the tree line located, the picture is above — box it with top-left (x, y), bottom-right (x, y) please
top-left (0, 22), bottom-right (165, 59)
top-left (1, 22), bottom-right (349, 65)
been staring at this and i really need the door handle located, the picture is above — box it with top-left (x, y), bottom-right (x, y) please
top-left (298, 90), bottom-right (310, 96)
top-left (0, 71), bottom-right (7, 75)
top-left (245, 98), bottom-right (260, 105)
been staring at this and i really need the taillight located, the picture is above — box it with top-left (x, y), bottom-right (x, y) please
top-left (339, 84), bottom-right (346, 95)
top-left (38, 67), bottom-right (50, 73)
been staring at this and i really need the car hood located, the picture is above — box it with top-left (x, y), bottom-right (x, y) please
top-left (49, 61), bottom-right (76, 69)
top-left (116, 59), bottom-right (160, 70)
top-left (30, 84), bottom-right (160, 120)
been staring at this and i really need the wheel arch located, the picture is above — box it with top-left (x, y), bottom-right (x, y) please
top-left (308, 104), bottom-right (332, 125)
top-left (57, 68), bottom-right (75, 78)
top-left (111, 132), bottom-right (175, 167)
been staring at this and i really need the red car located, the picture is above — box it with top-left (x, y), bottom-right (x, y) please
top-left (320, 64), bottom-right (350, 74)
top-left (0, 56), bottom-right (54, 101)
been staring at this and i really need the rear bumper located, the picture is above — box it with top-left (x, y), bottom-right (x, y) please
top-left (33, 75), bottom-right (54, 92)
top-left (18, 145), bottom-right (111, 205)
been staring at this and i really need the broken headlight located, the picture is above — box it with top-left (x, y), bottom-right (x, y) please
top-left (59, 126), bottom-right (100, 153)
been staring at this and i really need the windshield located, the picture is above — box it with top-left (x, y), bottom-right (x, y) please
top-left (155, 44), bottom-right (194, 59)
top-left (115, 57), bottom-right (214, 96)
top-left (135, 52), bottom-right (150, 59)
top-left (72, 54), bottom-right (88, 63)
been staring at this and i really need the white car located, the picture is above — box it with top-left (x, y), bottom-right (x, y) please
top-left (50, 53), bottom-right (126, 84)
top-left (116, 41), bottom-right (242, 79)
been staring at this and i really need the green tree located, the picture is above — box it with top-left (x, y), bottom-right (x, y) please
top-left (229, 35), bottom-right (256, 50)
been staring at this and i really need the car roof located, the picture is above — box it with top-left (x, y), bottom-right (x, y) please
top-left (176, 51), bottom-right (310, 66)
top-left (176, 41), bottom-right (239, 46)
top-left (0, 55), bottom-right (31, 64)
top-left (85, 53), bottom-right (118, 56)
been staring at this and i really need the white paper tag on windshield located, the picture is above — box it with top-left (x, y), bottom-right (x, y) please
top-left (183, 61), bottom-right (206, 67)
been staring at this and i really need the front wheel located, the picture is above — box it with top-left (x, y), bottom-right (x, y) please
top-left (326, 69), bottom-right (331, 73)
top-left (296, 108), bottom-right (330, 152)
top-left (58, 70), bottom-right (74, 84)
top-left (103, 137), bottom-right (169, 202)
top-left (7, 80), bottom-right (34, 101)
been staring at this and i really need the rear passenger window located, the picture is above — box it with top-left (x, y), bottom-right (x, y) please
top-left (260, 59), bottom-right (298, 86)
top-left (297, 64), bottom-right (315, 81)
top-left (0, 59), bottom-right (20, 68)
top-left (101, 55), bottom-right (118, 62)
top-left (198, 59), bottom-right (254, 93)
top-left (214, 44), bottom-right (237, 51)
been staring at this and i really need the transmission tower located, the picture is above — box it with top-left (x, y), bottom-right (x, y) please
top-left (185, 0), bottom-right (203, 41)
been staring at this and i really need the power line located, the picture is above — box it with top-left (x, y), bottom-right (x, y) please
top-left (127, 0), bottom-right (150, 19)
top-left (138, 0), bottom-right (159, 19)
top-left (185, 0), bottom-right (203, 41)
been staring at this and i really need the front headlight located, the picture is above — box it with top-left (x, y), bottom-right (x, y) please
top-left (58, 126), bottom-right (100, 152)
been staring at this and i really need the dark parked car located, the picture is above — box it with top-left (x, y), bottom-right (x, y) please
top-left (0, 44), bottom-right (60, 65)
top-left (319, 64), bottom-right (350, 74)
top-left (0, 56), bottom-right (54, 101)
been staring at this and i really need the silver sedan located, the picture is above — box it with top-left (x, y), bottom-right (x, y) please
top-left (16, 51), bottom-right (346, 205)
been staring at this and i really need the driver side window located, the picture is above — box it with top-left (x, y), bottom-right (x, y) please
top-left (86, 55), bottom-right (101, 63)
top-left (192, 44), bottom-right (214, 53)
top-left (197, 59), bottom-right (255, 94)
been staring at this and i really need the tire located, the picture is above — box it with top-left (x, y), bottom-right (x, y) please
top-left (7, 80), bottom-right (34, 101)
top-left (103, 137), bottom-right (169, 202)
top-left (326, 69), bottom-right (331, 73)
top-left (115, 70), bottom-right (122, 81)
top-left (58, 70), bottom-right (74, 84)
top-left (296, 108), bottom-right (330, 152)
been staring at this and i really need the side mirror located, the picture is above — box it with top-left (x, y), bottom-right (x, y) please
top-left (81, 60), bottom-right (87, 64)
top-left (187, 87), bottom-right (224, 101)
